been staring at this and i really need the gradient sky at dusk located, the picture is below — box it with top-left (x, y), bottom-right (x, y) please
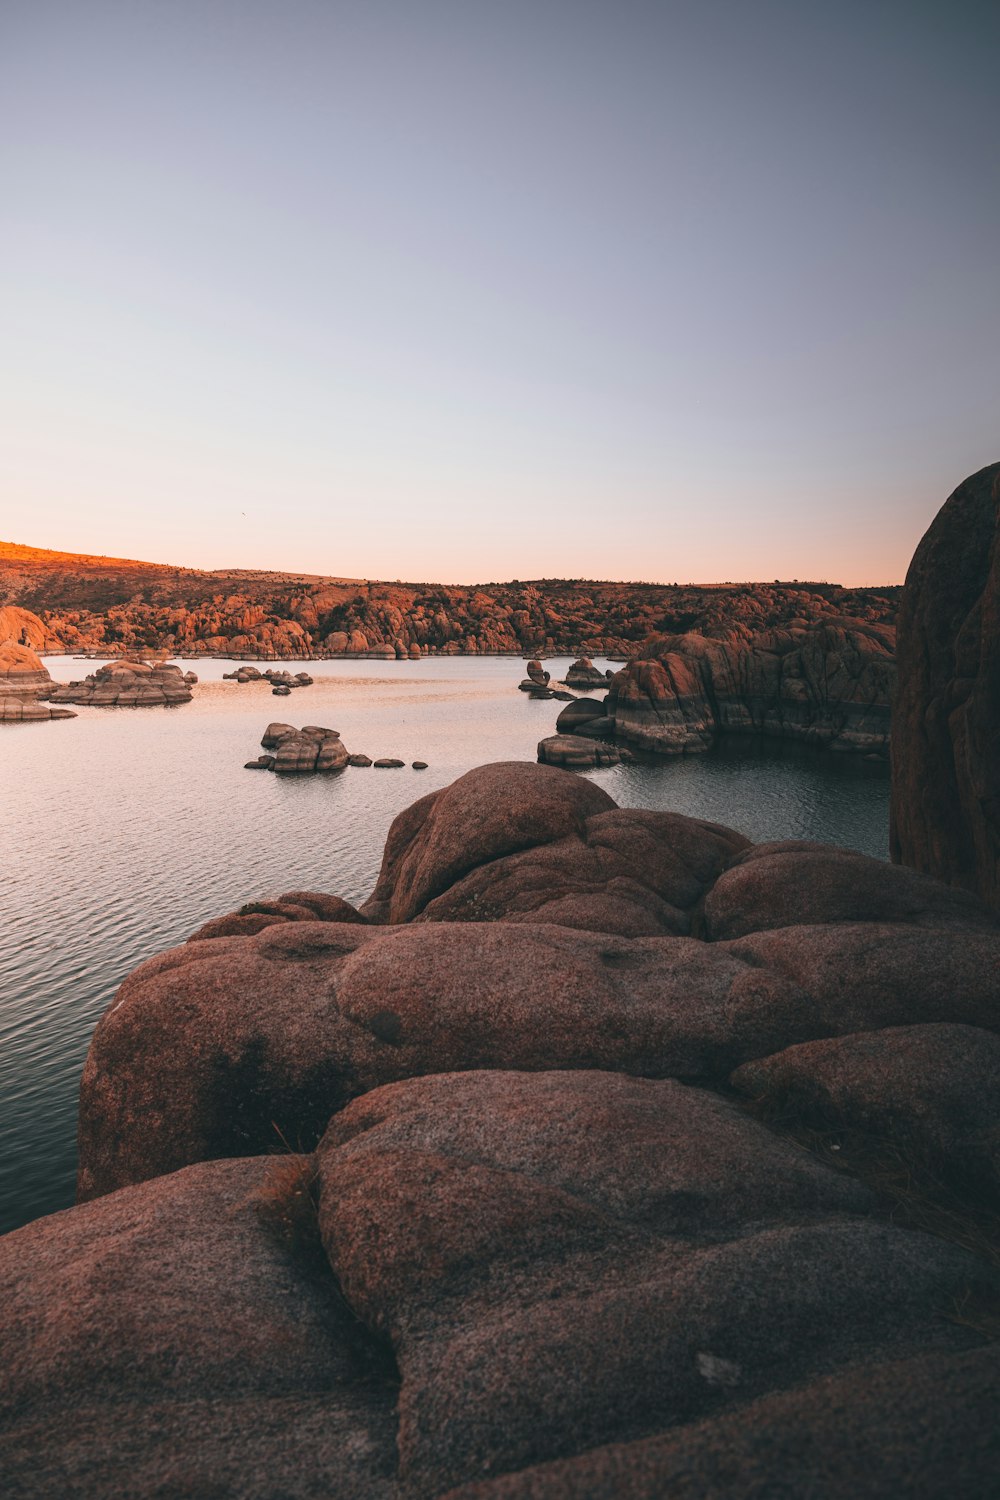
top-left (2, 1), bottom-right (997, 583)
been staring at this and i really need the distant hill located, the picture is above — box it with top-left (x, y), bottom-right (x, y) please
top-left (0, 540), bottom-right (902, 660)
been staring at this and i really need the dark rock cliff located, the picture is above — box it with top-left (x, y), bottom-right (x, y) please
top-left (890, 460), bottom-right (1000, 908)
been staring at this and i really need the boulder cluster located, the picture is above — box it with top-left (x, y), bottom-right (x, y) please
top-left (1, 757), bottom-right (993, 1496)
top-left (224, 665), bottom-right (314, 695)
top-left (245, 724), bottom-right (425, 775)
top-left (48, 658), bottom-right (197, 707)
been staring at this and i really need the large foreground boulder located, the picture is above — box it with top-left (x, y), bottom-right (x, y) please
top-left (891, 460), bottom-right (1000, 909)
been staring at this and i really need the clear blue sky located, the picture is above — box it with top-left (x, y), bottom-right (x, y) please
top-left (2, 0), bottom-right (997, 583)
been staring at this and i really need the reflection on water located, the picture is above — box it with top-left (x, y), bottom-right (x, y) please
top-left (0, 655), bottom-right (888, 1232)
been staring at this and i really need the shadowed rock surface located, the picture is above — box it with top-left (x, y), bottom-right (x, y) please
top-left (891, 460), bottom-right (1000, 909)
top-left (75, 765), bottom-right (1000, 1205)
top-left (445, 1346), bottom-right (1000, 1499)
top-left (536, 733), bottom-right (621, 767)
top-left (0, 1158), bottom-right (399, 1498)
top-left (731, 1023), bottom-right (1000, 1201)
top-left (605, 617), bottom-right (895, 756)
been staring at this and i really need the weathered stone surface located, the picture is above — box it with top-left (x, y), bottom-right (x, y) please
top-left (361, 762), bottom-right (617, 924)
top-left (315, 1070), bottom-right (990, 1493)
top-left (188, 890), bottom-right (367, 942)
top-left (0, 1158), bottom-right (398, 1498)
top-left (891, 460), bottom-right (1000, 909)
top-left (400, 800), bottom-right (744, 936)
top-left (0, 692), bottom-right (75, 723)
top-left (0, 641), bottom-right (53, 696)
top-left (554, 696), bottom-right (610, 735)
top-left (0, 603), bottom-right (49, 652)
top-left (731, 1023), bottom-right (1000, 1199)
top-left (703, 843), bottom-right (999, 939)
top-left (251, 724), bottom-right (349, 773)
top-left (537, 733), bottom-right (620, 768)
top-left (11, 750), bottom-right (1000, 1497)
top-left (75, 764), bottom-right (1000, 1201)
top-left (608, 618), bottom-right (894, 756)
top-left (445, 1345), bottom-right (1000, 1499)
top-left (48, 658), bottom-right (194, 706)
top-left (77, 910), bottom-right (1000, 1203)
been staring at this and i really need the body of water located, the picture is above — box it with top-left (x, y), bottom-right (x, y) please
top-left (1, 655), bottom-right (889, 1232)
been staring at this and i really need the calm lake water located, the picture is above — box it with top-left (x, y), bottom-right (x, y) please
top-left (0, 655), bottom-right (889, 1233)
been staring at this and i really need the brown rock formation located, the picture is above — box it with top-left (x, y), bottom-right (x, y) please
top-left (0, 607), bottom-right (75, 721)
top-left (0, 1157), bottom-right (399, 1498)
top-left (606, 617), bottom-right (895, 756)
top-left (249, 724), bottom-right (349, 774)
top-left (75, 762), bottom-right (1000, 1201)
top-left (537, 733), bottom-right (621, 768)
top-left (890, 461), bottom-right (1000, 908)
top-left (48, 659), bottom-right (196, 707)
top-left (563, 656), bottom-right (612, 689)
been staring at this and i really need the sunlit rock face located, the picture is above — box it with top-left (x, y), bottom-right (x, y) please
top-left (4, 759), bottom-right (999, 1497)
top-left (891, 460), bottom-right (1000, 910)
top-left (0, 608), bottom-right (74, 720)
top-left (605, 618), bottom-right (895, 756)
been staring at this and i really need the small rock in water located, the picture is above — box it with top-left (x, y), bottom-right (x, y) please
top-left (374, 757), bottom-right (405, 768)
top-left (412, 761), bottom-right (428, 769)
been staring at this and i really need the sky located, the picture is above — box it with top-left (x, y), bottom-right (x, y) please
top-left (1, 1), bottom-right (997, 585)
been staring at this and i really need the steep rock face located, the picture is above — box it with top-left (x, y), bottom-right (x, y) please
top-left (606, 618), bottom-right (895, 755)
top-left (890, 461), bottom-right (1000, 908)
